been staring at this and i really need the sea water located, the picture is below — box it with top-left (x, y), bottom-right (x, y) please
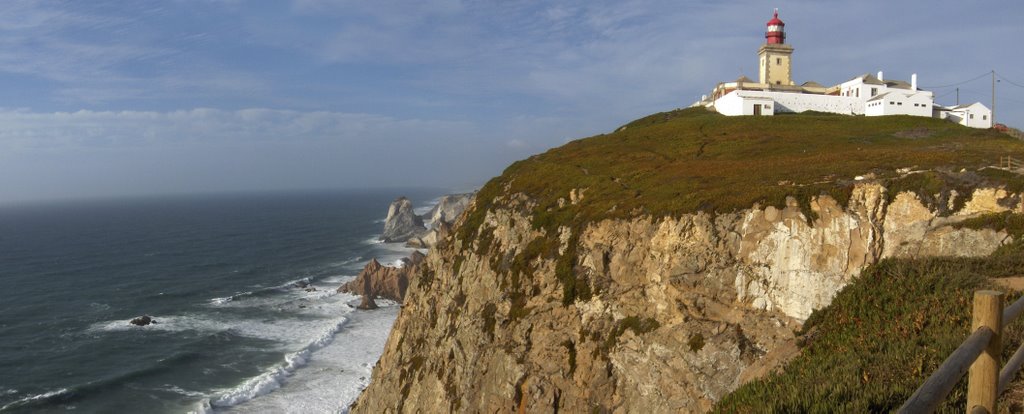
top-left (0, 189), bottom-right (441, 413)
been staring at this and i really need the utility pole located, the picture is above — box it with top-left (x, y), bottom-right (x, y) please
top-left (992, 70), bottom-right (996, 125)
top-left (956, 87), bottom-right (960, 105)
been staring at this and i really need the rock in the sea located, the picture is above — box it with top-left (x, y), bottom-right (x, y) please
top-left (357, 264), bottom-right (379, 309)
top-left (405, 217), bottom-right (457, 249)
top-left (338, 251), bottom-right (427, 302)
top-left (424, 193), bottom-right (474, 229)
top-left (381, 197), bottom-right (426, 243)
top-left (129, 315), bottom-right (156, 326)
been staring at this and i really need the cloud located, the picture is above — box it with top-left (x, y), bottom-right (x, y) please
top-left (0, 108), bottom-right (476, 150)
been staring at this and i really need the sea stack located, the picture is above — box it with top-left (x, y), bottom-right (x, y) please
top-left (338, 251), bottom-right (427, 302)
top-left (380, 197), bottom-right (426, 243)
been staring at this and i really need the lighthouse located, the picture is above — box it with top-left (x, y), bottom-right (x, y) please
top-left (758, 9), bottom-right (794, 87)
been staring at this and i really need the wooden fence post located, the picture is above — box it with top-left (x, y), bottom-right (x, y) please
top-left (968, 290), bottom-right (1004, 414)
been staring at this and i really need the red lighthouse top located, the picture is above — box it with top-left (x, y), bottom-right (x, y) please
top-left (765, 9), bottom-right (785, 44)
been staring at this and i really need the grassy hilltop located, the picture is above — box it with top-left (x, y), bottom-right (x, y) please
top-left (468, 108), bottom-right (1024, 230)
top-left (455, 108), bottom-right (1024, 411)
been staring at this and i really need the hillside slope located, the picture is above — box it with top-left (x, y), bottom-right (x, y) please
top-left (351, 109), bottom-right (1024, 412)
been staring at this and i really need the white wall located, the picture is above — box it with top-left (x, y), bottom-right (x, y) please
top-left (839, 78), bottom-right (885, 103)
top-left (714, 91), bottom-right (775, 116)
top-left (760, 91), bottom-right (862, 115)
top-left (865, 91), bottom-right (933, 117)
top-left (717, 90), bottom-right (861, 115)
top-left (947, 103), bottom-right (992, 128)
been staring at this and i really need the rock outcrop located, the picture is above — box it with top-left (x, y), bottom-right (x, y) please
top-left (405, 193), bottom-right (474, 248)
top-left (425, 193), bottom-right (474, 228)
top-left (358, 272), bottom-right (380, 310)
top-left (381, 197), bottom-right (426, 243)
top-left (339, 251), bottom-right (427, 302)
top-left (351, 183), bottom-right (1019, 413)
top-left (129, 316), bottom-right (156, 326)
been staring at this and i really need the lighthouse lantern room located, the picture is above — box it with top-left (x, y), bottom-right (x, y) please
top-left (758, 9), bottom-right (794, 86)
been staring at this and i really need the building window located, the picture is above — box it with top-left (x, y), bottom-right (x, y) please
top-left (871, 88), bottom-right (878, 96)
top-left (776, 81), bottom-right (781, 85)
top-left (890, 102), bottom-right (895, 105)
top-left (983, 115), bottom-right (988, 120)
top-left (856, 89), bottom-right (860, 97)
top-left (776, 58), bottom-right (781, 65)
top-left (970, 114), bottom-right (974, 119)
top-left (897, 102), bottom-right (902, 105)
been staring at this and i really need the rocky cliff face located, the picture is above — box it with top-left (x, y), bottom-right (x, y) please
top-left (351, 183), bottom-right (1020, 413)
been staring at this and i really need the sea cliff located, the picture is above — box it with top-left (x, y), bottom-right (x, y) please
top-left (350, 109), bottom-right (1024, 412)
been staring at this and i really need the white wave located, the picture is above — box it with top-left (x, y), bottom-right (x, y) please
top-left (329, 257), bottom-right (363, 269)
top-left (218, 304), bottom-right (400, 413)
top-left (188, 399), bottom-right (213, 414)
top-left (207, 318), bottom-right (349, 408)
top-left (88, 302), bottom-right (111, 311)
top-left (209, 276), bottom-right (314, 306)
top-left (87, 314), bottom-right (226, 334)
top-left (0, 388), bottom-right (70, 411)
top-left (362, 237), bottom-right (384, 245)
top-left (0, 388), bottom-right (16, 396)
top-left (159, 385), bottom-right (207, 398)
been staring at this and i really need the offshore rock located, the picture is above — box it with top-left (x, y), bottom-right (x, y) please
top-left (358, 267), bottom-right (379, 309)
top-left (406, 193), bottom-right (474, 248)
top-left (338, 252), bottom-right (427, 302)
top-left (380, 197), bottom-right (426, 243)
top-left (425, 193), bottom-right (474, 228)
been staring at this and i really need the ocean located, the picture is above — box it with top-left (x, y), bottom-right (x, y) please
top-left (0, 189), bottom-right (442, 413)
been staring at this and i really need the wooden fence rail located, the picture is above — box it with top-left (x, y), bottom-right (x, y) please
top-left (1001, 155), bottom-right (1022, 171)
top-left (899, 291), bottom-right (1024, 414)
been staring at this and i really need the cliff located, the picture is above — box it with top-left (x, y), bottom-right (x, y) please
top-left (351, 109), bottom-right (1024, 412)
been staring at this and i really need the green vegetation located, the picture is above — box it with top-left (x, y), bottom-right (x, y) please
top-left (688, 333), bottom-right (706, 353)
top-left (456, 108), bottom-right (1024, 306)
top-left (953, 212), bottom-right (1024, 238)
top-left (600, 316), bottom-right (661, 354)
top-left (715, 241), bottom-right (1024, 413)
top-left (562, 340), bottom-right (578, 375)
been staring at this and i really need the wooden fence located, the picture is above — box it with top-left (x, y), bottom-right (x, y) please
top-left (1001, 155), bottom-right (1023, 171)
top-left (898, 291), bottom-right (1024, 413)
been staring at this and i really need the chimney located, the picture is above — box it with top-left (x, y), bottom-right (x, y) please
top-left (911, 73), bottom-right (917, 90)
top-left (877, 71), bottom-right (883, 81)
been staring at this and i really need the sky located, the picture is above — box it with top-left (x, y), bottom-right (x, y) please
top-left (0, 0), bottom-right (1022, 205)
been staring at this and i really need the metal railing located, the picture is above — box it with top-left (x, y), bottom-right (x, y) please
top-left (899, 291), bottom-right (1024, 413)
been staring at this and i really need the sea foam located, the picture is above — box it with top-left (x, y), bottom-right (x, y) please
top-left (205, 317), bottom-right (349, 408)
top-left (0, 388), bottom-right (71, 411)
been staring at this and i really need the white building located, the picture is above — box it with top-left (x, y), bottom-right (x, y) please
top-left (713, 91), bottom-right (775, 116)
top-left (935, 102), bottom-right (993, 128)
top-left (697, 10), bottom-right (992, 129)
